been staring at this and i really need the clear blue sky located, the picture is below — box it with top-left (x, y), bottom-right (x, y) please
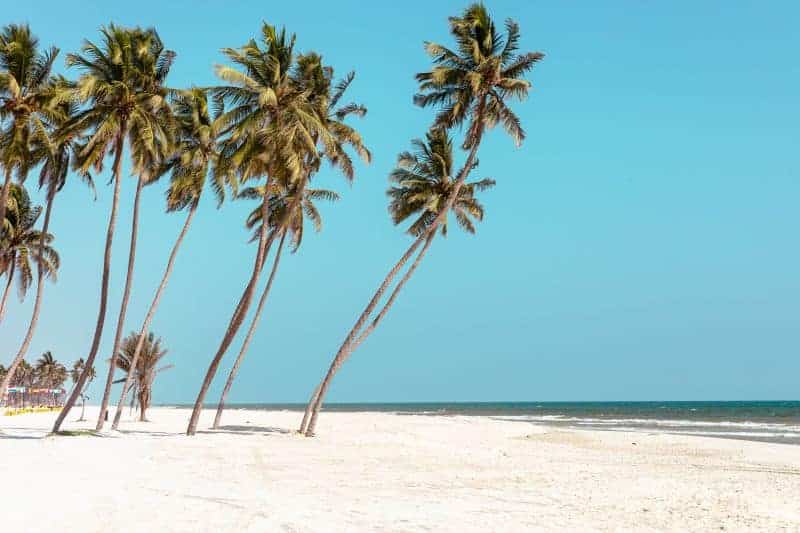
top-left (2, 1), bottom-right (798, 403)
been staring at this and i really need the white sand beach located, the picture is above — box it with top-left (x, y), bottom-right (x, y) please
top-left (1, 407), bottom-right (799, 532)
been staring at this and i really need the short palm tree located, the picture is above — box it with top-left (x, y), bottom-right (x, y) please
top-left (110, 88), bottom-right (223, 430)
top-left (53, 25), bottom-right (176, 433)
top-left (69, 358), bottom-right (95, 421)
top-left (301, 4), bottom-right (543, 435)
top-left (0, 24), bottom-right (64, 237)
top-left (186, 23), bottom-right (338, 435)
top-left (114, 331), bottom-right (169, 422)
top-left (211, 55), bottom-right (369, 429)
top-left (35, 351), bottom-right (67, 391)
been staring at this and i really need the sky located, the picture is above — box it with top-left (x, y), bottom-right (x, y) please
top-left (1, 1), bottom-right (798, 404)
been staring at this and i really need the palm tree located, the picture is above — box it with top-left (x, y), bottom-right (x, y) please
top-left (94, 28), bottom-right (176, 431)
top-left (0, 24), bottom-right (63, 239)
top-left (301, 4), bottom-right (543, 436)
top-left (114, 331), bottom-right (169, 422)
top-left (8, 78), bottom-right (94, 396)
top-left (53, 25), bottom-right (175, 433)
top-left (211, 56), bottom-right (369, 429)
top-left (110, 88), bottom-right (223, 430)
top-left (0, 184), bottom-right (60, 400)
top-left (186, 23), bottom-right (336, 435)
top-left (69, 358), bottom-right (95, 421)
top-left (34, 351), bottom-right (67, 405)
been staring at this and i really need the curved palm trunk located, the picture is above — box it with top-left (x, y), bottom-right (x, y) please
top-left (97, 174), bottom-right (145, 430)
top-left (302, 124), bottom-right (486, 437)
top-left (111, 204), bottom-right (198, 429)
top-left (186, 188), bottom-right (274, 435)
top-left (52, 126), bottom-right (127, 434)
top-left (0, 260), bottom-right (16, 324)
top-left (213, 230), bottom-right (287, 429)
top-left (0, 193), bottom-right (56, 400)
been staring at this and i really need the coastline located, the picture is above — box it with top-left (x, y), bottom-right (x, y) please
top-left (2, 406), bottom-right (799, 531)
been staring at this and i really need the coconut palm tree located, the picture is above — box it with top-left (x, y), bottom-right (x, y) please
top-left (8, 78), bottom-right (94, 394)
top-left (94, 29), bottom-right (176, 431)
top-left (186, 23), bottom-right (336, 436)
top-left (0, 184), bottom-right (59, 400)
top-left (35, 352), bottom-right (67, 406)
top-left (110, 88), bottom-right (224, 429)
top-left (301, 4), bottom-right (543, 436)
top-left (53, 25), bottom-right (175, 433)
top-left (0, 24), bottom-right (63, 239)
top-left (69, 358), bottom-right (95, 421)
top-left (114, 331), bottom-right (169, 422)
top-left (211, 56), bottom-right (369, 429)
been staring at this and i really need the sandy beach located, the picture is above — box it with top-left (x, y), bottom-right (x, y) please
top-left (0, 407), bottom-right (798, 531)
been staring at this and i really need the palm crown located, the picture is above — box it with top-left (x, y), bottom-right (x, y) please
top-left (0, 184), bottom-right (59, 298)
top-left (164, 88), bottom-right (224, 210)
top-left (388, 128), bottom-right (494, 236)
top-left (66, 24), bottom-right (175, 179)
top-left (0, 24), bottom-right (64, 181)
top-left (414, 3), bottom-right (544, 148)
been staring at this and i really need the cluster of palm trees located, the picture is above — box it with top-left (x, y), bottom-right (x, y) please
top-left (0, 4), bottom-right (542, 437)
top-left (0, 351), bottom-right (68, 407)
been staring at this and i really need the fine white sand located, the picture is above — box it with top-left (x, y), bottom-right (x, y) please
top-left (1, 407), bottom-right (799, 532)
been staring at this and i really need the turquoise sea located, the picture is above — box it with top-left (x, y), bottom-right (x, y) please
top-left (178, 401), bottom-right (800, 445)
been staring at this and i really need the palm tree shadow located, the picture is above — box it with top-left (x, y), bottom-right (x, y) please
top-left (197, 424), bottom-right (291, 436)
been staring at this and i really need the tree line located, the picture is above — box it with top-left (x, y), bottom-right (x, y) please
top-left (0, 3), bottom-right (543, 436)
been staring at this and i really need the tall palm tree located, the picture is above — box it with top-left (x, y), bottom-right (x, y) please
top-left (114, 331), bottom-right (169, 422)
top-left (0, 24), bottom-right (63, 238)
top-left (301, 4), bottom-right (543, 435)
top-left (69, 358), bottom-right (95, 421)
top-left (110, 88), bottom-right (223, 429)
top-left (0, 184), bottom-right (59, 401)
top-left (211, 56), bottom-right (369, 429)
top-left (186, 23), bottom-right (336, 435)
top-left (94, 28), bottom-right (176, 431)
top-left (53, 25), bottom-right (175, 433)
top-left (8, 78), bottom-right (94, 394)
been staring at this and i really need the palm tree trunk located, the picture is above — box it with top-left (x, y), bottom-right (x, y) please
top-left (0, 260), bottom-right (16, 324)
top-left (0, 168), bottom-right (13, 240)
top-left (302, 120), bottom-right (486, 437)
top-left (302, 233), bottom-right (435, 436)
top-left (52, 125), bottom-right (127, 434)
top-left (0, 192), bottom-right (56, 402)
top-left (97, 174), bottom-right (145, 431)
top-left (79, 395), bottom-right (86, 421)
top-left (111, 204), bottom-right (198, 430)
top-left (213, 230), bottom-right (287, 429)
top-left (186, 187), bottom-right (275, 435)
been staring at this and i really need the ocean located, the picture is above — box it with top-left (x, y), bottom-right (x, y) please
top-left (180, 401), bottom-right (800, 445)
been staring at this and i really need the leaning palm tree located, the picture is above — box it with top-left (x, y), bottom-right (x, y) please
top-left (53, 25), bottom-right (176, 433)
top-left (69, 358), bottom-right (95, 421)
top-left (186, 23), bottom-right (336, 435)
top-left (114, 331), bottom-right (169, 422)
top-left (8, 78), bottom-right (94, 392)
top-left (301, 4), bottom-right (543, 435)
top-left (211, 181), bottom-right (340, 428)
top-left (94, 29), bottom-right (176, 431)
top-left (0, 24), bottom-right (63, 238)
top-left (0, 184), bottom-right (59, 400)
top-left (211, 56), bottom-right (369, 429)
top-left (110, 88), bottom-right (223, 430)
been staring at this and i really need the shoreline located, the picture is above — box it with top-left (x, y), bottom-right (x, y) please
top-left (2, 407), bottom-right (799, 531)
